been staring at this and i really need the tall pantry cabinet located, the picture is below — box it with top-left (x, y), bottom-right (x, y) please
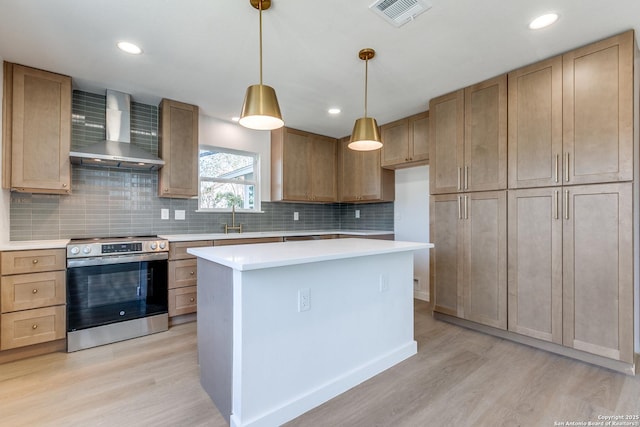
top-left (431, 30), bottom-right (638, 372)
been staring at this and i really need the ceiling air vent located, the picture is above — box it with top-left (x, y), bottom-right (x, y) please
top-left (369, 0), bottom-right (432, 27)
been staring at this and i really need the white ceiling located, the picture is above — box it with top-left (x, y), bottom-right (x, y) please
top-left (0, 0), bottom-right (639, 138)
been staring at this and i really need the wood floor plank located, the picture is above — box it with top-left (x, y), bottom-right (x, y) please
top-left (0, 299), bottom-right (638, 427)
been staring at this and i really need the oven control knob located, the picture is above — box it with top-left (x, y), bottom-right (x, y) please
top-left (82, 246), bottom-right (92, 255)
top-left (159, 241), bottom-right (166, 250)
top-left (150, 242), bottom-right (158, 250)
top-left (70, 246), bottom-right (80, 255)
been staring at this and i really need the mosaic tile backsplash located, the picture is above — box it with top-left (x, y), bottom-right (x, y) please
top-left (9, 91), bottom-right (393, 240)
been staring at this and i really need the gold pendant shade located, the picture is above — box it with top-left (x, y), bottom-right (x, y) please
top-left (239, 0), bottom-right (284, 131)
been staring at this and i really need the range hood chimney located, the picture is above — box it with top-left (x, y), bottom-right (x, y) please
top-left (69, 90), bottom-right (165, 170)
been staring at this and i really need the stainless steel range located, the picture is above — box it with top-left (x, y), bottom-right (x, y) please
top-left (66, 237), bottom-right (169, 352)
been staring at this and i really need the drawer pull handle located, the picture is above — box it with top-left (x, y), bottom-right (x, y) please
top-left (189, 298), bottom-right (195, 302)
top-left (32, 324), bottom-right (38, 330)
top-left (32, 259), bottom-right (38, 264)
top-left (32, 289), bottom-right (38, 294)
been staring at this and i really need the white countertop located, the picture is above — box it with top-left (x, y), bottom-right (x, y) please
top-left (159, 229), bottom-right (394, 242)
top-left (0, 239), bottom-right (70, 251)
top-left (187, 238), bottom-right (432, 271)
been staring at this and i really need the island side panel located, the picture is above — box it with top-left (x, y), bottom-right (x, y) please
top-left (232, 251), bottom-right (416, 427)
top-left (197, 260), bottom-right (234, 423)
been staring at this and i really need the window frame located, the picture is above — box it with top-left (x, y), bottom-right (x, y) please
top-left (197, 145), bottom-right (262, 213)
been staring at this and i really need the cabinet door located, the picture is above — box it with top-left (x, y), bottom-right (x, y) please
top-left (563, 183), bottom-right (633, 362)
top-left (562, 31), bottom-right (634, 185)
top-left (429, 90), bottom-right (464, 194)
top-left (282, 129), bottom-right (311, 201)
top-left (464, 75), bottom-right (507, 192)
top-left (508, 56), bottom-right (563, 189)
top-left (159, 99), bottom-right (199, 198)
top-left (508, 188), bottom-right (562, 343)
top-left (339, 138), bottom-right (361, 202)
top-left (408, 111), bottom-right (429, 163)
top-left (380, 118), bottom-right (408, 167)
top-left (430, 194), bottom-right (463, 317)
top-left (462, 191), bottom-right (507, 330)
top-left (359, 149), bottom-right (382, 201)
top-left (9, 64), bottom-right (71, 194)
top-left (310, 135), bottom-right (337, 202)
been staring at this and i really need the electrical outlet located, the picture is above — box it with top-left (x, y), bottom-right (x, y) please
top-left (379, 274), bottom-right (389, 292)
top-left (294, 212), bottom-right (299, 221)
top-left (161, 209), bottom-right (169, 220)
top-left (298, 288), bottom-right (310, 312)
top-left (175, 210), bottom-right (186, 220)
top-left (355, 209), bottom-right (360, 219)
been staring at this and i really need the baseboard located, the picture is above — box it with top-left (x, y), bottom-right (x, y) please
top-left (169, 312), bottom-right (197, 327)
top-left (434, 312), bottom-right (636, 375)
top-left (230, 341), bottom-right (418, 427)
top-left (0, 339), bottom-right (66, 365)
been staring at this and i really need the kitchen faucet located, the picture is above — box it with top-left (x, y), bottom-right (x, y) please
top-left (224, 205), bottom-right (243, 234)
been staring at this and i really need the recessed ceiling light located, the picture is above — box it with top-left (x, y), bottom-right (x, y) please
top-left (529, 13), bottom-right (559, 30)
top-left (117, 41), bottom-right (143, 55)
top-left (231, 117), bottom-right (240, 122)
top-left (328, 108), bottom-right (341, 115)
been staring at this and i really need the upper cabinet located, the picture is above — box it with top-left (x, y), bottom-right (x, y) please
top-left (429, 75), bottom-right (507, 195)
top-left (2, 62), bottom-right (71, 194)
top-left (508, 56), bottom-right (563, 188)
top-left (158, 99), bottom-right (199, 198)
top-left (509, 31), bottom-right (634, 189)
top-left (271, 127), bottom-right (337, 202)
top-left (338, 137), bottom-right (394, 203)
top-left (380, 111), bottom-right (429, 169)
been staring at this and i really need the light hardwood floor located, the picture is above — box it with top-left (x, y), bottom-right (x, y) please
top-left (1, 300), bottom-right (638, 426)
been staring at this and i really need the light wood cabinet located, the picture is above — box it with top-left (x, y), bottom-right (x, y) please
top-left (167, 240), bottom-right (212, 318)
top-left (380, 111), bottom-right (429, 169)
top-left (508, 188), bottom-right (563, 344)
top-left (0, 249), bottom-right (66, 351)
top-left (509, 31), bottom-right (634, 189)
top-left (158, 99), bottom-right (199, 198)
top-left (2, 62), bottom-right (71, 194)
top-left (562, 31), bottom-right (634, 186)
top-left (508, 56), bottom-right (563, 189)
top-left (562, 183), bottom-right (633, 363)
top-left (271, 127), bottom-right (337, 202)
top-left (338, 137), bottom-right (394, 203)
top-left (429, 75), bottom-right (507, 195)
top-left (430, 191), bottom-right (507, 330)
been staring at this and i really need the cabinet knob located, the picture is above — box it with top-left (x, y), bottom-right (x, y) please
top-left (32, 289), bottom-right (38, 294)
top-left (189, 298), bottom-right (195, 302)
top-left (32, 259), bottom-right (38, 264)
top-left (32, 324), bottom-right (38, 330)
top-left (164, 188), bottom-right (168, 192)
top-left (62, 183), bottom-right (67, 187)
top-left (190, 271), bottom-right (195, 275)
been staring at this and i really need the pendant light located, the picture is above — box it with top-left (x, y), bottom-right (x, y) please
top-left (239, 0), bottom-right (284, 130)
top-left (349, 48), bottom-right (382, 151)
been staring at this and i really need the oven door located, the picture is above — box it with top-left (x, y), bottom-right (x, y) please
top-left (67, 253), bottom-right (168, 332)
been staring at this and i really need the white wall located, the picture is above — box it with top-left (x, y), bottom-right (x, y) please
top-left (199, 115), bottom-right (272, 202)
top-left (0, 57), bottom-right (10, 243)
top-left (394, 165), bottom-right (430, 301)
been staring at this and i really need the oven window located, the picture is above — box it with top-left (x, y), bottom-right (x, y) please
top-left (67, 260), bottom-right (168, 331)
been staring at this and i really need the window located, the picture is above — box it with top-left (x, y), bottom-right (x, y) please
top-left (198, 147), bottom-right (260, 212)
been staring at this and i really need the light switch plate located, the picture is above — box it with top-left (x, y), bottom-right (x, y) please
top-left (175, 210), bottom-right (186, 220)
top-left (161, 209), bottom-right (169, 220)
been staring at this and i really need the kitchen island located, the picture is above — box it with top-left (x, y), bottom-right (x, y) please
top-left (188, 238), bottom-right (432, 427)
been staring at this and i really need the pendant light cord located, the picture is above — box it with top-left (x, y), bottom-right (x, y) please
top-left (259, 0), bottom-right (263, 86)
top-left (364, 57), bottom-right (369, 118)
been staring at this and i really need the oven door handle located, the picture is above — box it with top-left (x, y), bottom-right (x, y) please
top-left (67, 252), bottom-right (168, 268)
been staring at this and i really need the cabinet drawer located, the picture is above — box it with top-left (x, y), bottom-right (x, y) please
top-left (1, 271), bottom-right (66, 312)
top-left (168, 259), bottom-right (197, 289)
top-left (213, 237), bottom-right (283, 246)
top-left (1, 249), bottom-right (66, 275)
top-left (168, 241), bottom-right (212, 260)
top-left (1, 305), bottom-right (66, 350)
top-left (169, 286), bottom-right (197, 317)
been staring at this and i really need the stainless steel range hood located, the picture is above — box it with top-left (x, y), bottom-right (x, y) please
top-left (69, 90), bottom-right (165, 170)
